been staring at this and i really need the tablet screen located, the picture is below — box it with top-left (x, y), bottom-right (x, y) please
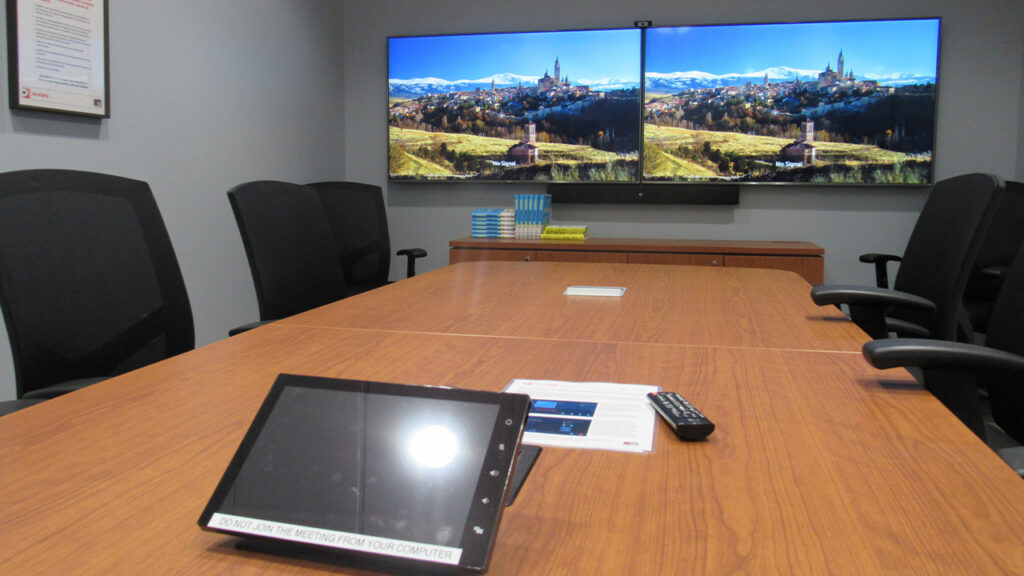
top-left (199, 374), bottom-right (531, 572)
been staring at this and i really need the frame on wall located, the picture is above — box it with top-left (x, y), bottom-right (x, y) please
top-left (6, 0), bottom-right (110, 118)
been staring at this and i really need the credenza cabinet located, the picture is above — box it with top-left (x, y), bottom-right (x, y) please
top-left (449, 237), bottom-right (825, 284)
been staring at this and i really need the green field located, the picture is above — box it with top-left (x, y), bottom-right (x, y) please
top-left (389, 124), bottom-right (929, 183)
top-left (644, 124), bottom-right (931, 183)
top-left (645, 91), bottom-right (675, 101)
top-left (643, 145), bottom-right (718, 179)
top-left (389, 126), bottom-right (636, 180)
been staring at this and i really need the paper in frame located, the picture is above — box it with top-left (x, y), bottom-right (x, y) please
top-left (6, 0), bottom-right (110, 118)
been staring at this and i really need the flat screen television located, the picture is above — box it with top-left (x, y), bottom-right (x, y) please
top-left (388, 18), bottom-right (941, 199)
top-left (388, 28), bottom-right (642, 182)
top-left (644, 18), bottom-right (941, 185)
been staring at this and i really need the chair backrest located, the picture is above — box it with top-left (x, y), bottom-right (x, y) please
top-left (306, 181), bottom-right (391, 294)
top-left (0, 169), bottom-right (194, 398)
top-left (964, 181), bottom-right (1024, 302)
top-left (227, 181), bottom-right (346, 321)
top-left (891, 173), bottom-right (1004, 340)
top-left (981, 240), bottom-right (1024, 444)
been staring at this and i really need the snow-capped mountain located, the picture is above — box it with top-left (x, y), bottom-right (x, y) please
top-left (389, 73), bottom-right (640, 98)
top-left (645, 67), bottom-right (936, 93)
top-left (389, 66), bottom-right (935, 99)
top-left (859, 72), bottom-right (938, 86)
top-left (645, 67), bottom-right (820, 93)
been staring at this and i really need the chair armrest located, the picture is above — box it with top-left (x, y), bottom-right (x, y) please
top-left (0, 398), bottom-right (47, 417)
top-left (810, 285), bottom-right (936, 339)
top-left (864, 338), bottom-right (1024, 440)
top-left (864, 338), bottom-right (1024, 375)
top-left (396, 248), bottom-right (427, 278)
top-left (810, 284), bottom-right (936, 309)
top-left (883, 317), bottom-right (930, 338)
top-left (20, 377), bottom-right (107, 400)
top-left (982, 265), bottom-right (1010, 281)
top-left (858, 253), bottom-right (903, 288)
top-left (228, 320), bottom-right (275, 337)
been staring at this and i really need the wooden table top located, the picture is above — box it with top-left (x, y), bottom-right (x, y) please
top-left (2, 263), bottom-right (1022, 575)
top-left (281, 261), bottom-right (867, 352)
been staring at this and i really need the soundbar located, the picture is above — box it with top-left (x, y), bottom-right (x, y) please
top-left (548, 183), bottom-right (739, 205)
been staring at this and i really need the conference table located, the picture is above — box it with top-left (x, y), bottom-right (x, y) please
top-left (1, 262), bottom-right (1022, 575)
top-left (278, 261), bottom-right (869, 352)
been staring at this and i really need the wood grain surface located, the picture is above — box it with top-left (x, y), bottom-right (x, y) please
top-left (281, 262), bottom-right (865, 352)
top-left (449, 237), bottom-right (825, 284)
top-left (2, 262), bottom-right (1021, 575)
top-left (449, 237), bottom-right (825, 256)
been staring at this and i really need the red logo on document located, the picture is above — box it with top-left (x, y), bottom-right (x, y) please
top-left (20, 87), bottom-right (31, 99)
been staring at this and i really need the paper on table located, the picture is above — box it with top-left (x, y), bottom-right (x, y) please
top-left (563, 286), bottom-right (627, 297)
top-left (504, 379), bottom-right (659, 453)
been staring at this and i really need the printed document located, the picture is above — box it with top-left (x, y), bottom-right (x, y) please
top-left (504, 379), bottom-right (658, 453)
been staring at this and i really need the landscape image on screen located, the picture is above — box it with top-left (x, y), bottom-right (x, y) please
top-left (388, 29), bottom-right (642, 182)
top-left (644, 19), bottom-right (940, 184)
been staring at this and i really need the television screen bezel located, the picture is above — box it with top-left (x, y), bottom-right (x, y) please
top-left (387, 26), bottom-right (644, 184)
top-left (640, 17), bottom-right (942, 188)
top-left (386, 17), bottom-right (942, 202)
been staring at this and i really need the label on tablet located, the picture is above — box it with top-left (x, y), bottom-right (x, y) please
top-left (209, 513), bottom-right (463, 565)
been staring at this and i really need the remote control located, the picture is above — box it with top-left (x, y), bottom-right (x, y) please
top-left (647, 392), bottom-right (715, 441)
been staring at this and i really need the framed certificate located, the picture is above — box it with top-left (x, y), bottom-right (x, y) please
top-left (6, 0), bottom-right (109, 117)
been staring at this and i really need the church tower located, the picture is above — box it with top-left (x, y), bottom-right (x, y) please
top-left (801, 119), bottom-right (814, 143)
top-left (554, 58), bottom-right (560, 85)
top-left (837, 50), bottom-right (844, 79)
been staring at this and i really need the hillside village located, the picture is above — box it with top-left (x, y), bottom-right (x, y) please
top-left (646, 50), bottom-right (928, 146)
top-left (389, 58), bottom-right (636, 141)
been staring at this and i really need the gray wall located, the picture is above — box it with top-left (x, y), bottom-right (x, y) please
top-left (342, 0), bottom-right (1024, 284)
top-left (0, 1), bottom-right (347, 400)
top-left (0, 0), bottom-right (1022, 400)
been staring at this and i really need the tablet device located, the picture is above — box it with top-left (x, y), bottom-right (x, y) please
top-left (198, 374), bottom-right (531, 573)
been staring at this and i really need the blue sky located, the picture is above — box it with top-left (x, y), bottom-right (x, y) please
top-left (389, 29), bottom-right (641, 82)
top-left (646, 19), bottom-right (941, 77)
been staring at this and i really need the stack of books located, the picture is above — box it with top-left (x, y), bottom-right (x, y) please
top-left (471, 208), bottom-right (515, 238)
top-left (541, 223), bottom-right (589, 241)
top-left (514, 193), bottom-right (551, 240)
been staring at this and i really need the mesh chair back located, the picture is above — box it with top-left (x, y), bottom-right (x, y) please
top-left (891, 173), bottom-right (1004, 340)
top-left (963, 181), bottom-right (1024, 325)
top-left (982, 241), bottom-right (1024, 443)
top-left (307, 181), bottom-right (391, 294)
top-left (968, 181), bottom-right (1024, 284)
top-left (0, 169), bottom-right (194, 398)
top-left (228, 181), bottom-right (346, 320)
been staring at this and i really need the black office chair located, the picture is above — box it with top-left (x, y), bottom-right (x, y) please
top-left (227, 181), bottom-right (347, 335)
top-left (307, 181), bottom-right (426, 295)
top-left (961, 181), bottom-right (1024, 336)
top-left (0, 169), bottom-right (195, 400)
top-left (811, 173), bottom-right (1005, 340)
top-left (863, 240), bottom-right (1024, 476)
top-left (0, 398), bottom-right (45, 417)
